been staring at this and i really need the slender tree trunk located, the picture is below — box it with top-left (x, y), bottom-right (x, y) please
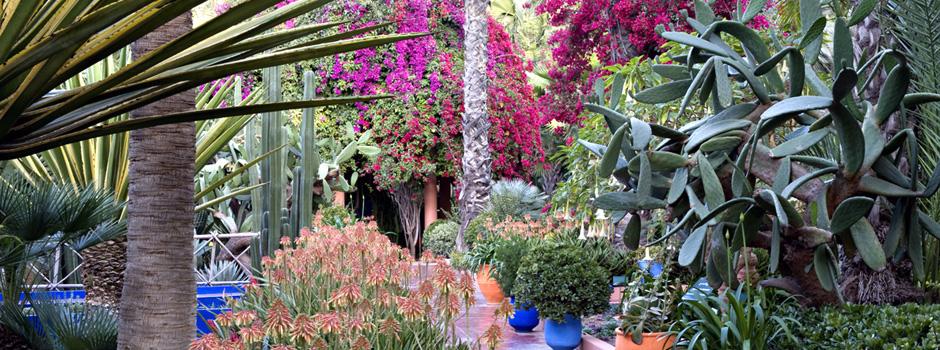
top-left (456, 0), bottom-right (492, 251)
top-left (118, 13), bottom-right (197, 349)
top-left (391, 182), bottom-right (422, 257)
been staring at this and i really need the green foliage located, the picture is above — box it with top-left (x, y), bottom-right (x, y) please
top-left (618, 248), bottom-right (682, 341)
top-left (0, 294), bottom-right (118, 350)
top-left (423, 220), bottom-right (458, 257)
top-left (0, 177), bottom-right (124, 268)
top-left (672, 287), bottom-right (799, 349)
top-left (317, 205), bottom-right (354, 228)
top-left (513, 242), bottom-right (610, 321)
top-left (489, 179), bottom-right (547, 220)
top-left (0, 179), bottom-right (122, 350)
top-left (891, 0), bottom-right (940, 283)
top-left (459, 238), bottom-right (499, 273)
top-left (490, 237), bottom-right (532, 293)
top-left (554, 235), bottom-right (634, 279)
top-left (550, 49), bottom-right (693, 223)
top-left (463, 212), bottom-right (493, 249)
top-left (782, 303), bottom-right (940, 349)
top-left (584, 0), bottom-right (940, 302)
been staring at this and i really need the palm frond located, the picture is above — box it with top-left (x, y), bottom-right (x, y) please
top-left (890, 0), bottom-right (940, 281)
top-left (0, 0), bottom-right (427, 159)
top-left (0, 175), bottom-right (123, 265)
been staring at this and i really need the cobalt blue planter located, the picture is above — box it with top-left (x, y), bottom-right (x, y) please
top-left (544, 313), bottom-right (582, 350)
top-left (195, 285), bottom-right (245, 334)
top-left (2, 285), bottom-right (245, 335)
top-left (507, 296), bottom-right (539, 332)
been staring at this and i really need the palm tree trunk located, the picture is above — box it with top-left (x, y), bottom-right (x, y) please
top-left (456, 0), bottom-right (492, 251)
top-left (82, 238), bottom-right (126, 307)
top-left (117, 12), bottom-right (197, 349)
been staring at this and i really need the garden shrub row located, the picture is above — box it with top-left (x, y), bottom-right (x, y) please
top-left (783, 303), bottom-right (940, 349)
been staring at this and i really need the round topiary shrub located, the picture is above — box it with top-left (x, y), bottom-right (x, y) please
top-left (513, 241), bottom-right (610, 321)
top-left (423, 220), bottom-right (458, 257)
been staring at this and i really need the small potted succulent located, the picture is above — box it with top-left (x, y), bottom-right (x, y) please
top-left (615, 252), bottom-right (680, 350)
top-left (492, 236), bottom-right (539, 332)
top-left (514, 242), bottom-right (610, 350)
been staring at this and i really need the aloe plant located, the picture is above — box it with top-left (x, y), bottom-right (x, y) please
top-left (585, 0), bottom-right (940, 305)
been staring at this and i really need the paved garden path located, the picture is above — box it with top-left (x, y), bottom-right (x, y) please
top-left (454, 289), bottom-right (552, 350)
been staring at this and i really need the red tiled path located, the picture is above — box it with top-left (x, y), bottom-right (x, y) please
top-left (454, 288), bottom-right (552, 350)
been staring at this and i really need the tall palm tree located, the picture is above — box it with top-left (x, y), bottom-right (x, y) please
top-left (457, 0), bottom-right (492, 250)
top-left (117, 13), bottom-right (196, 348)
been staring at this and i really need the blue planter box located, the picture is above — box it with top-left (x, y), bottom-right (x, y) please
top-left (1, 285), bottom-right (245, 335)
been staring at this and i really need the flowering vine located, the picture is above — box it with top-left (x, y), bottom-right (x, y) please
top-left (300, 0), bottom-right (545, 189)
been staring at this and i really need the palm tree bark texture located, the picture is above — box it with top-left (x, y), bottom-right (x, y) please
top-left (457, 0), bottom-right (492, 251)
top-left (118, 13), bottom-right (197, 349)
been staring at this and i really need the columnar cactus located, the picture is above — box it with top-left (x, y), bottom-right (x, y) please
top-left (586, 0), bottom-right (940, 304)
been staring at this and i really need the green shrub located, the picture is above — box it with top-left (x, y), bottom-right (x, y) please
top-left (317, 205), bottom-right (353, 228)
top-left (783, 304), bottom-right (940, 349)
top-left (464, 212), bottom-right (493, 248)
top-left (491, 237), bottom-right (532, 293)
top-left (423, 220), bottom-right (458, 257)
top-left (513, 242), bottom-right (610, 321)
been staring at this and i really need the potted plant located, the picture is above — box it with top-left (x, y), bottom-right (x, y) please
top-left (461, 238), bottom-right (504, 303)
top-left (615, 252), bottom-right (680, 350)
top-left (492, 237), bottom-right (539, 332)
top-left (514, 242), bottom-right (610, 350)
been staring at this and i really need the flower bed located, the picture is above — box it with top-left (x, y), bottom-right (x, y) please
top-left (191, 219), bottom-right (498, 349)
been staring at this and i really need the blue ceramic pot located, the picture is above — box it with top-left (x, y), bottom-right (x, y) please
top-left (544, 313), bottom-right (582, 350)
top-left (508, 296), bottom-right (540, 332)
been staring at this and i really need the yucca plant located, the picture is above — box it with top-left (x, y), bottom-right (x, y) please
top-left (584, 0), bottom-right (940, 305)
top-left (0, 0), bottom-right (425, 160)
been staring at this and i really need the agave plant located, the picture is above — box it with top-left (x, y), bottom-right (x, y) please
top-left (0, 0), bottom-right (424, 160)
top-left (584, 0), bottom-right (940, 304)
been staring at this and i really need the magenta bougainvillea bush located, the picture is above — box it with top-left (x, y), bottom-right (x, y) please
top-left (263, 0), bottom-right (545, 189)
top-left (535, 0), bottom-right (773, 126)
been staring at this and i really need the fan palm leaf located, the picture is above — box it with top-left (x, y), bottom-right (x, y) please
top-left (0, 175), bottom-right (124, 266)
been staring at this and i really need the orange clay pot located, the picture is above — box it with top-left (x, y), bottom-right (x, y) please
top-left (615, 329), bottom-right (676, 350)
top-left (476, 264), bottom-right (505, 304)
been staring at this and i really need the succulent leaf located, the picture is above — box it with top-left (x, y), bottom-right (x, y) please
top-left (830, 196), bottom-right (874, 233)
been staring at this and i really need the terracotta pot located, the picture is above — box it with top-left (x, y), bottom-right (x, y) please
top-left (476, 264), bottom-right (505, 304)
top-left (615, 329), bottom-right (675, 350)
